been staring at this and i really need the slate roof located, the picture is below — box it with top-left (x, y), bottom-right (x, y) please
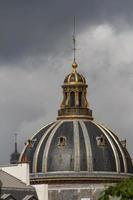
top-left (0, 170), bottom-right (38, 200)
top-left (1, 193), bottom-right (16, 199)
top-left (0, 170), bottom-right (32, 189)
top-left (23, 195), bottom-right (38, 200)
top-left (20, 120), bottom-right (133, 175)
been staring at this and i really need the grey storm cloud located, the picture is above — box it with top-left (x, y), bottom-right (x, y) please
top-left (0, 0), bottom-right (133, 164)
top-left (0, 0), bottom-right (133, 65)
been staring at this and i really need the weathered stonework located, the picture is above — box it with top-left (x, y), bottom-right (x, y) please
top-left (48, 184), bottom-right (106, 200)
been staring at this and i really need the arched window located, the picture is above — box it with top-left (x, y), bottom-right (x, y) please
top-left (63, 92), bottom-right (67, 105)
top-left (70, 92), bottom-right (75, 107)
top-left (58, 136), bottom-right (67, 147)
top-left (79, 92), bottom-right (82, 107)
top-left (96, 135), bottom-right (106, 147)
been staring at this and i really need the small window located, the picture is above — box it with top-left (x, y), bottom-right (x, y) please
top-left (70, 92), bottom-right (75, 107)
top-left (58, 136), bottom-right (67, 147)
top-left (27, 139), bottom-right (36, 148)
top-left (79, 92), bottom-right (82, 107)
top-left (96, 135), bottom-right (105, 147)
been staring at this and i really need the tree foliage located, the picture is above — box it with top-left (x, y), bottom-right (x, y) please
top-left (99, 178), bottom-right (133, 200)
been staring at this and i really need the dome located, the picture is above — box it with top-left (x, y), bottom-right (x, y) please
top-left (64, 72), bottom-right (86, 85)
top-left (19, 60), bottom-right (133, 184)
top-left (19, 119), bottom-right (133, 175)
top-left (10, 151), bottom-right (20, 164)
top-left (64, 62), bottom-right (86, 85)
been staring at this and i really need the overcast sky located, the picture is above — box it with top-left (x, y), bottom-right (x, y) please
top-left (0, 0), bottom-right (133, 164)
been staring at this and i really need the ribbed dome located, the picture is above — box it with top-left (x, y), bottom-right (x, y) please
top-left (63, 62), bottom-right (86, 85)
top-left (19, 119), bottom-right (133, 175)
top-left (64, 72), bottom-right (86, 85)
top-left (19, 58), bottom-right (133, 186)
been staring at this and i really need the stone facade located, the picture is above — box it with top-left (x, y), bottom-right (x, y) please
top-left (48, 184), bottom-right (106, 200)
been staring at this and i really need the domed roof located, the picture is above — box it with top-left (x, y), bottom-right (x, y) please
top-left (10, 151), bottom-right (20, 164)
top-left (19, 119), bottom-right (133, 175)
top-left (19, 58), bottom-right (133, 184)
top-left (64, 62), bottom-right (86, 85)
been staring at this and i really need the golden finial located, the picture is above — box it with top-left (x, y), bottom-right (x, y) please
top-left (72, 16), bottom-right (78, 70)
top-left (72, 61), bottom-right (78, 70)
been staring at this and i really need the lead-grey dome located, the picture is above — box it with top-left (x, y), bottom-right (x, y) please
top-left (19, 61), bottom-right (133, 185)
top-left (19, 119), bottom-right (133, 174)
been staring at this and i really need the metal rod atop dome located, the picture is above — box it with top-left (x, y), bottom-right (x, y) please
top-left (72, 16), bottom-right (76, 63)
top-left (72, 16), bottom-right (78, 71)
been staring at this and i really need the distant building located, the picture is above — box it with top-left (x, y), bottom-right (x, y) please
top-left (10, 134), bottom-right (20, 165)
top-left (0, 163), bottom-right (48, 200)
top-left (0, 168), bottom-right (38, 199)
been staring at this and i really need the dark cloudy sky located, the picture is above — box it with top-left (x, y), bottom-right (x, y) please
top-left (0, 0), bottom-right (133, 164)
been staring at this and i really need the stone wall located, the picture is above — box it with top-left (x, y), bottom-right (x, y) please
top-left (48, 183), bottom-right (106, 200)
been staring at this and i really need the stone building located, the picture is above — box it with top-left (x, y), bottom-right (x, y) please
top-left (19, 59), bottom-right (133, 200)
top-left (0, 169), bottom-right (38, 200)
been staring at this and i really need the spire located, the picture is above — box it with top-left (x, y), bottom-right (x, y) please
top-left (72, 16), bottom-right (78, 71)
top-left (14, 133), bottom-right (18, 152)
top-left (73, 16), bottom-right (76, 63)
top-left (10, 133), bottom-right (20, 164)
top-left (57, 18), bottom-right (93, 120)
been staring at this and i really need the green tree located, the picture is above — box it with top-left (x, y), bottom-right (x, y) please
top-left (99, 178), bottom-right (133, 200)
